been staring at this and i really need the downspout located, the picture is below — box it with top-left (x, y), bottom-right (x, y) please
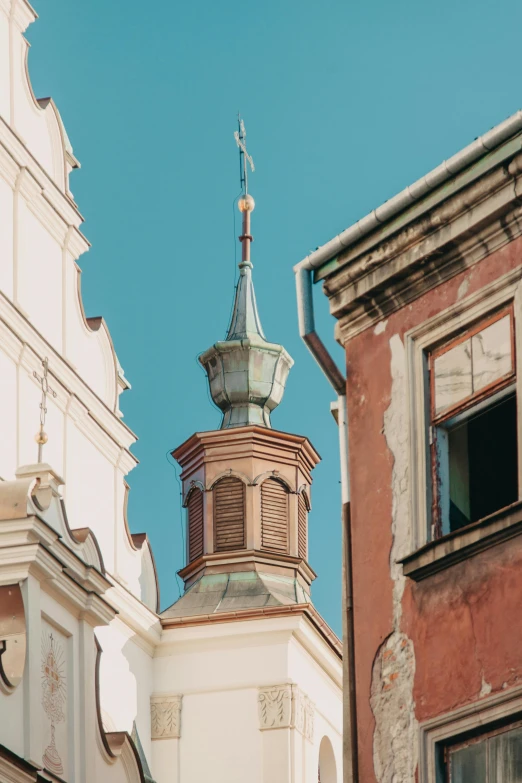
top-left (294, 264), bottom-right (358, 783)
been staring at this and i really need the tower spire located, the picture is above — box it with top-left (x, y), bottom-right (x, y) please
top-left (226, 116), bottom-right (266, 342)
top-left (199, 117), bottom-right (293, 429)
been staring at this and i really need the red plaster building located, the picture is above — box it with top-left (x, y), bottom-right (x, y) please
top-left (295, 112), bottom-right (522, 782)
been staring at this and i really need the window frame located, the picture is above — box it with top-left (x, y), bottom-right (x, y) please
top-left (418, 684), bottom-right (522, 783)
top-left (429, 304), bottom-right (516, 425)
top-left (444, 718), bottom-right (522, 782)
top-left (428, 304), bottom-right (517, 538)
top-left (405, 270), bottom-right (522, 553)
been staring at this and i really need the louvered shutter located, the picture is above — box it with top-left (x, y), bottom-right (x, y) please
top-left (298, 493), bottom-right (308, 559)
top-left (187, 489), bottom-right (204, 561)
top-left (261, 479), bottom-right (289, 553)
top-left (214, 477), bottom-right (246, 552)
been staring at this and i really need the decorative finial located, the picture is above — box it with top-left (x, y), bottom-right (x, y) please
top-left (197, 116), bottom-right (294, 429)
top-left (33, 358), bottom-right (57, 462)
top-left (234, 116), bottom-right (255, 267)
top-left (234, 115), bottom-right (255, 195)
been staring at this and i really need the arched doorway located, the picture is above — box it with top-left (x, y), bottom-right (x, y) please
top-left (318, 735), bottom-right (337, 783)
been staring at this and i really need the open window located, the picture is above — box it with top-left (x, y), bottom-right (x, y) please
top-left (443, 721), bottom-right (522, 782)
top-left (429, 306), bottom-right (517, 538)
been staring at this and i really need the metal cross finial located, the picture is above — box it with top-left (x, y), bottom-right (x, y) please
top-left (234, 116), bottom-right (255, 194)
top-left (33, 358), bottom-right (57, 463)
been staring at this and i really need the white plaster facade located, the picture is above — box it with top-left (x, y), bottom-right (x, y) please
top-left (0, 3), bottom-right (342, 782)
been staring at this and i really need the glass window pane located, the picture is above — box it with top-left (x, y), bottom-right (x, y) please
top-left (434, 339), bottom-right (472, 416)
top-left (450, 741), bottom-right (487, 783)
top-left (472, 315), bottom-right (512, 393)
top-left (489, 726), bottom-right (522, 782)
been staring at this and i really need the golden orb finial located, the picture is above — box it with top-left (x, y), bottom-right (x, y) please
top-left (238, 193), bottom-right (255, 213)
top-left (35, 431), bottom-right (48, 446)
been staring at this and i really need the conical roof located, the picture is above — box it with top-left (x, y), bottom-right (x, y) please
top-left (226, 260), bottom-right (267, 341)
top-left (199, 200), bottom-right (293, 429)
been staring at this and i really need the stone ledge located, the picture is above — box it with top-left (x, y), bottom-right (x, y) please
top-left (399, 500), bottom-right (522, 581)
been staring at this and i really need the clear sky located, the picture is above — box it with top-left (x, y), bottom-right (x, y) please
top-left (28, 0), bottom-right (522, 634)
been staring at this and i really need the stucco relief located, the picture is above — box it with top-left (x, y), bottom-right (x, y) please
top-left (150, 694), bottom-right (182, 739)
top-left (258, 684), bottom-right (314, 740)
top-left (41, 626), bottom-right (67, 777)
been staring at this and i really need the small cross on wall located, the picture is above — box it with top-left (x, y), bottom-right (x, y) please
top-left (33, 357), bottom-right (57, 463)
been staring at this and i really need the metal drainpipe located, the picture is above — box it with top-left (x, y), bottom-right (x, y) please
top-left (294, 265), bottom-right (358, 783)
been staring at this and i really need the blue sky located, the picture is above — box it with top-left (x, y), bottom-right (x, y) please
top-left (29, 0), bottom-right (522, 634)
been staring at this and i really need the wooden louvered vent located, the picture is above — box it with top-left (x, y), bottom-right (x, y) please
top-left (187, 489), bottom-right (204, 562)
top-left (214, 477), bottom-right (246, 552)
top-left (298, 493), bottom-right (308, 559)
top-left (261, 479), bottom-right (289, 554)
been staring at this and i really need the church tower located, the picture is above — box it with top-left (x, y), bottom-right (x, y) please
top-left (156, 121), bottom-right (342, 783)
top-left (163, 120), bottom-right (318, 617)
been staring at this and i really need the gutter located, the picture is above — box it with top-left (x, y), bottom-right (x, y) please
top-left (294, 107), bottom-right (522, 783)
top-left (295, 109), bottom-right (522, 276)
top-left (294, 264), bottom-right (358, 782)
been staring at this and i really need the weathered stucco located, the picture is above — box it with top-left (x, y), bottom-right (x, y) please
top-left (370, 334), bottom-right (418, 783)
top-left (345, 235), bottom-right (522, 779)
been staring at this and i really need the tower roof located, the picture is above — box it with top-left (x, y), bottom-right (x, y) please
top-left (199, 120), bottom-right (293, 429)
top-left (225, 258), bottom-right (266, 341)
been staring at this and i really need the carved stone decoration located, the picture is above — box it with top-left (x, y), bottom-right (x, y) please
top-left (150, 694), bottom-right (182, 740)
top-left (41, 628), bottom-right (67, 776)
top-left (258, 684), bottom-right (314, 741)
top-left (293, 687), bottom-right (306, 735)
top-left (258, 684), bottom-right (293, 728)
top-left (304, 695), bottom-right (315, 742)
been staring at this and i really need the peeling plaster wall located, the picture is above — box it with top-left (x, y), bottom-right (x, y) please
top-left (344, 235), bottom-right (522, 780)
top-left (370, 335), bottom-right (418, 783)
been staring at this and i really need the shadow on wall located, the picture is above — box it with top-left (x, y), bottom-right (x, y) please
top-left (318, 735), bottom-right (337, 783)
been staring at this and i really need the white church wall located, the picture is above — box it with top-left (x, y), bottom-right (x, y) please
top-left (0, 11), bottom-right (9, 121)
top-left (10, 7), bottom-right (56, 184)
top-left (17, 198), bottom-right (63, 352)
top-left (0, 175), bottom-right (13, 298)
top-left (180, 688), bottom-right (263, 783)
top-left (0, 672), bottom-right (24, 758)
top-left (96, 620), bottom-right (153, 750)
top-left (65, 421), bottom-right (116, 570)
top-left (288, 635), bottom-right (342, 781)
top-left (63, 260), bottom-right (117, 409)
top-left (0, 348), bottom-right (17, 478)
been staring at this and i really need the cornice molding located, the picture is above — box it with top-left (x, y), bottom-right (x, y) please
top-left (322, 151), bottom-right (522, 342)
top-left (104, 575), bottom-right (161, 656)
top-left (0, 300), bottom-right (138, 464)
top-left (9, 0), bottom-right (36, 32)
top-left (0, 119), bottom-right (84, 231)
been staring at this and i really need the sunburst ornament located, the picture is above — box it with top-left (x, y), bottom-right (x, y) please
top-left (41, 632), bottom-right (66, 775)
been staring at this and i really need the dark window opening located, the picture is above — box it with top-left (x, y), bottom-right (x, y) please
top-left (444, 722), bottom-right (522, 782)
top-left (446, 394), bottom-right (518, 532)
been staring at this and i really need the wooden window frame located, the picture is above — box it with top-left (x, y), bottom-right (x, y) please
top-left (444, 718), bottom-right (522, 782)
top-left (428, 305), bottom-right (516, 539)
top-left (418, 683), bottom-right (522, 783)
top-left (429, 304), bottom-right (516, 426)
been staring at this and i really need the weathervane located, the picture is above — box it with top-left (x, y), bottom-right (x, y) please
top-left (34, 358), bottom-right (57, 462)
top-left (234, 115), bottom-right (255, 195)
top-left (234, 115), bottom-right (256, 266)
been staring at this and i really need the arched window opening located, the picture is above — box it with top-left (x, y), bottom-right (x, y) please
top-left (214, 477), bottom-right (246, 552)
top-left (261, 478), bottom-right (289, 554)
top-left (298, 491), bottom-right (309, 560)
top-left (318, 736), bottom-right (337, 783)
top-left (0, 584), bottom-right (26, 690)
top-left (187, 489), bottom-right (204, 562)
